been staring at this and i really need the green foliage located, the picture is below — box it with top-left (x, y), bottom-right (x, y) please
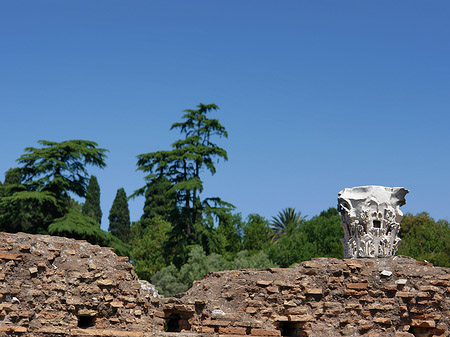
top-left (49, 208), bottom-right (110, 245)
top-left (151, 264), bottom-right (189, 296)
top-left (108, 188), bottom-right (131, 243)
top-left (152, 245), bottom-right (229, 296)
top-left (142, 177), bottom-right (177, 222)
top-left (18, 140), bottom-right (107, 200)
top-left (397, 212), bottom-right (450, 267)
top-left (179, 245), bottom-right (229, 286)
top-left (136, 103), bottom-right (230, 242)
top-left (231, 250), bottom-right (278, 269)
top-left (216, 212), bottom-right (244, 259)
top-left (0, 191), bottom-right (58, 234)
top-left (270, 207), bottom-right (306, 243)
top-left (300, 209), bottom-right (343, 258)
top-left (4, 168), bottom-right (22, 186)
top-left (130, 216), bottom-right (172, 280)
top-left (82, 175), bottom-right (102, 225)
top-left (0, 140), bottom-right (108, 235)
top-left (151, 245), bottom-right (278, 296)
top-left (269, 208), bottom-right (343, 267)
top-left (151, 246), bottom-right (230, 296)
top-left (48, 207), bottom-right (129, 256)
top-left (242, 214), bottom-right (271, 253)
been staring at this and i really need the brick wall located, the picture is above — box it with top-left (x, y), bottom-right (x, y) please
top-left (162, 257), bottom-right (450, 337)
top-left (1, 232), bottom-right (450, 337)
top-left (0, 232), bottom-right (159, 336)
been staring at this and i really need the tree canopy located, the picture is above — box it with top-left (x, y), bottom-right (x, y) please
top-left (19, 140), bottom-right (107, 199)
top-left (82, 175), bottom-right (102, 225)
top-left (108, 188), bottom-right (131, 243)
top-left (135, 103), bottom-right (232, 266)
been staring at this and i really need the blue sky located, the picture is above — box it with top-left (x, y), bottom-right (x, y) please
top-left (1, 1), bottom-right (449, 230)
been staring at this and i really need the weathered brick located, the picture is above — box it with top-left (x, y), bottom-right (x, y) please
top-left (346, 282), bottom-right (368, 290)
top-left (200, 326), bottom-right (215, 333)
top-left (431, 279), bottom-right (450, 286)
top-left (219, 327), bottom-right (247, 335)
top-left (345, 303), bottom-right (362, 310)
top-left (251, 328), bottom-right (281, 336)
top-left (305, 288), bottom-right (322, 295)
top-left (288, 315), bottom-right (314, 322)
top-left (373, 317), bottom-right (392, 325)
top-left (419, 285), bottom-right (440, 293)
top-left (0, 252), bottom-right (22, 260)
top-left (203, 320), bottom-right (230, 327)
top-left (257, 280), bottom-right (273, 286)
top-left (410, 319), bottom-right (436, 328)
top-left (344, 289), bottom-right (368, 296)
top-left (71, 329), bottom-right (144, 336)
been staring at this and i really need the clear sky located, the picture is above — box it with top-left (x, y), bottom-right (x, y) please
top-left (1, 1), bottom-right (449, 230)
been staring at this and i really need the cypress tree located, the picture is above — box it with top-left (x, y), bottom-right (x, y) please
top-left (108, 188), bottom-right (131, 243)
top-left (82, 175), bottom-right (102, 225)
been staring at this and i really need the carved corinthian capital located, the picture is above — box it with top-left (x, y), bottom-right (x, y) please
top-left (338, 186), bottom-right (409, 258)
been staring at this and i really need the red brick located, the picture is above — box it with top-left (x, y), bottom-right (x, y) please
top-left (219, 327), bottom-right (247, 335)
top-left (0, 252), bottom-right (22, 260)
top-left (346, 282), bottom-right (368, 290)
top-left (373, 317), bottom-right (392, 325)
top-left (251, 328), bottom-right (281, 336)
top-left (410, 319), bottom-right (436, 328)
top-left (344, 289), bottom-right (368, 296)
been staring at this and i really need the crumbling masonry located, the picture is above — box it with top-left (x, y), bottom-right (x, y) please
top-left (1, 232), bottom-right (450, 336)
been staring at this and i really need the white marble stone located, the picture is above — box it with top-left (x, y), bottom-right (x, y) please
top-left (338, 185), bottom-right (409, 258)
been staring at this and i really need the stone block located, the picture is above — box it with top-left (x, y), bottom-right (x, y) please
top-left (346, 283), bottom-right (368, 290)
top-left (410, 319), bottom-right (436, 328)
top-left (203, 320), bottom-right (230, 327)
top-left (71, 329), bottom-right (144, 336)
top-left (373, 317), bottom-right (392, 325)
top-left (246, 307), bottom-right (258, 314)
top-left (97, 279), bottom-right (116, 286)
top-left (345, 303), bottom-right (362, 310)
top-left (200, 326), bottom-right (216, 333)
top-left (344, 289), bottom-right (368, 296)
top-left (250, 328), bottom-right (281, 336)
top-left (219, 326), bottom-right (247, 335)
top-left (418, 285), bottom-right (440, 293)
top-left (431, 279), bottom-right (450, 286)
top-left (110, 301), bottom-right (124, 308)
top-left (288, 315), bottom-right (314, 322)
top-left (266, 286), bottom-right (278, 293)
top-left (257, 280), bottom-right (273, 286)
top-left (305, 288), bottom-right (322, 295)
top-left (382, 284), bottom-right (397, 292)
top-left (0, 252), bottom-right (22, 260)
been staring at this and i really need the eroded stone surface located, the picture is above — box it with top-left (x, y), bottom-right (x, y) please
top-left (338, 185), bottom-right (409, 258)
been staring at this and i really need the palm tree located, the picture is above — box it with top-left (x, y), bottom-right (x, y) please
top-left (270, 207), bottom-right (306, 243)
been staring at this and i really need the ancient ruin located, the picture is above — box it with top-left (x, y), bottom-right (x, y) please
top-left (1, 231), bottom-right (450, 337)
top-left (338, 186), bottom-right (409, 259)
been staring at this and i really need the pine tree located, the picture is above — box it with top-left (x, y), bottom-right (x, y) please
top-left (142, 176), bottom-right (177, 222)
top-left (108, 188), bottom-right (131, 243)
top-left (0, 140), bottom-right (107, 234)
top-left (136, 103), bottom-right (230, 236)
top-left (82, 175), bottom-right (102, 225)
